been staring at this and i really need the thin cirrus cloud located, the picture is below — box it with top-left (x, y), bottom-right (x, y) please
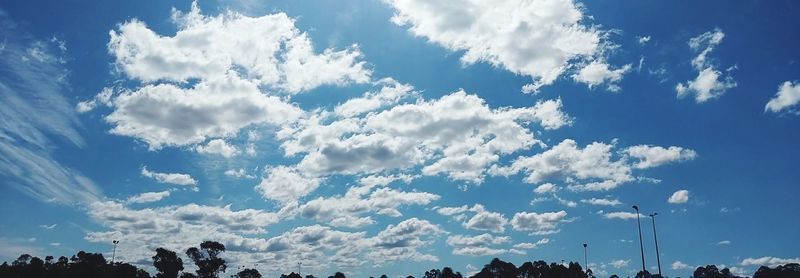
top-left (0, 11), bottom-right (101, 205)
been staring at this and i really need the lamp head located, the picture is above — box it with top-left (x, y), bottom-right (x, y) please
top-left (583, 243), bottom-right (587, 247)
top-left (632, 205), bottom-right (639, 210)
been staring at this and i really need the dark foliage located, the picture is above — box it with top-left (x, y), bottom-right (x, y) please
top-left (234, 268), bottom-right (263, 278)
top-left (186, 241), bottom-right (227, 278)
top-left (754, 263), bottom-right (800, 278)
top-left (1, 246), bottom-right (796, 278)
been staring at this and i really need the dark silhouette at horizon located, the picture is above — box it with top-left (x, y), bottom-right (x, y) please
top-left (1, 241), bottom-right (798, 278)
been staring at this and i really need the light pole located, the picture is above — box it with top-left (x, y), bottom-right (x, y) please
top-left (650, 213), bottom-right (662, 277)
top-left (583, 243), bottom-right (588, 272)
top-left (632, 205), bottom-right (646, 273)
top-left (111, 240), bottom-right (119, 264)
top-left (297, 262), bottom-right (302, 275)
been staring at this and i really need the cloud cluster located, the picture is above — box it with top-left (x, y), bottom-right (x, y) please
top-left (675, 28), bottom-right (736, 103)
top-left (141, 166), bottom-right (197, 187)
top-left (446, 233), bottom-right (525, 256)
top-left (385, 0), bottom-right (623, 93)
top-left (668, 189), bottom-right (689, 204)
top-left (83, 3), bottom-right (371, 149)
top-left (492, 139), bottom-right (695, 192)
top-left (510, 211), bottom-right (568, 235)
top-left (765, 81), bottom-right (800, 114)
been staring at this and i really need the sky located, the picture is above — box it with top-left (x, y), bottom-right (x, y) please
top-left (0, 0), bottom-right (799, 277)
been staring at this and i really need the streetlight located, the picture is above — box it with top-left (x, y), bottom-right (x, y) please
top-left (649, 213), bottom-right (662, 277)
top-left (111, 240), bottom-right (120, 264)
top-left (632, 205), bottom-right (646, 273)
top-left (583, 243), bottom-right (588, 272)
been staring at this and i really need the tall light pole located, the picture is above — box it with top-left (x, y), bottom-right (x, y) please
top-left (583, 243), bottom-right (588, 272)
top-left (650, 213), bottom-right (662, 277)
top-left (632, 205), bottom-right (646, 273)
top-left (111, 240), bottom-right (119, 264)
top-left (297, 262), bottom-right (302, 275)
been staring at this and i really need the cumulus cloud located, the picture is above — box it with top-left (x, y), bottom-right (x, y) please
top-left (385, 0), bottom-right (620, 93)
top-left (604, 212), bottom-right (642, 220)
top-left (668, 189), bottom-right (689, 204)
top-left (741, 256), bottom-right (800, 267)
top-left (281, 90), bottom-right (570, 184)
top-left (675, 28), bottom-right (736, 103)
top-left (491, 139), bottom-right (695, 191)
top-left (0, 13), bottom-right (101, 205)
top-left (765, 81), bottom-right (800, 114)
top-left (491, 139), bottom-right (633, 191)
top-left (126, 191), bottom-right (171, 204)
top-left (299, 183), bottom-right (439, 228)
top-left (141, 166), bottom-right (197, 186)
top-left (511, 210), bottom-right (568, 235)
top-left (463, 204), bottom-right (509, 233)
top-left (87, 2), bottom-right (372, 149)
top-left (573, 60), bottom-right (632, 92)
top-left (581, 198), bottom-right (622, 206)
top-left (624, 145), bottom-right (697, 169)
top-left (513, 238), bottom-right (550, 249)
top-left (534, 183), bottom-right (559, 194)
top-left (610, 259), bottom-right (630, 269)
top-left (255, 166), bottom-right (321, 205)
top-left (671, 261), bottom-right (691, 270)
top-left (195, 139), bottom-right (240, 157)
top-left (446, 233), bottom-right (515, 256)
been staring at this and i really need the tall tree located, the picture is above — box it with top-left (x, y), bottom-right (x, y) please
top-left (234, 268), bottom-right (263, 278)
top-left (153, 248), bottom-right (184, 278)
top-left (185, 241), bottom-right (227, 278)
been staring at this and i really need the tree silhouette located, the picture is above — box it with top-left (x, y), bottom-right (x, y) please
top-left (754, 263), bottom-right (800, 278)
top-left (185, 241), bottom-right (227, 278)
top-left (441, 267), bottom-right (463, 278)
top-left (281, 272), bottom-right (302, 278)
top-left (693, 265), bottom-right (743, 278)
top-left (234, 268), bottom-right (262, 278)
top-left (153, 248), bottom-right (184, 278)
top-left (327, 272), bottom-right (346, 278)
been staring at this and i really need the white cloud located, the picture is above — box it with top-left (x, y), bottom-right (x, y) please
top-left (675, 28), bottom-right (736, 103)
top-left (491, 139), bottom-right (633, 191)
top-left (573, 60), bottom-right (631, 92)
top-left (463, 204), bottom-right (509, 233)
top-left (765, 81), bottom-right (800, 114)
top-left (299, 183), bottom-right (439, 228)
top-left (385, 0), bottom-right (618, 93)
top-left (224, 168), bottom-right (255, 179)
top-left (436, 205), bottom-right (470, 216)
top-left (368, 218), bottom-right (445, 264)
top-left (334, 78), bottom-right (416, 117)
top-left (282, 90), bottom-right (570, 184)
top-left (492, 139), bottom-right (695, 191)
top-left (39, 224), bottom-right (57, 230)
top-left (513, 238), bottom-right (550, 249)
top-left (534, 183), bottom-right (558, 194)
top-left (581, 198), bottom-right (622, 206)
top-left (126, 191), bottom-right (171, 204)
top-left (624, 145), bottom-right (697, 169)
top-left (668, 189), bottom-right (690, 204)
top-left (610, 259), bottom-right (630, 269)
top-left (741, 256), bottom-right (800, 267)
top-left (91, 2), bottom-right (372, 149)
top-left (717, 240), bottom-right (731, 245)
top-left (446, 233), bottom-right (515, 256)
top-left (0, 15), bottom-right (102, 205)
top-left (511, 210), bottom-right (568, 235)
top-left (141, 166), bottom-right (197, 186)
top-left (671, 261), bottom-right (691, 270)
top-left (637, 36), bottom-right (651, 45)
top-left (195, 139), bottom-right (240, 157)
top-left (255, 166), bottom-right (321, 205)
top-left (604, 211), bottom-right (642, 220)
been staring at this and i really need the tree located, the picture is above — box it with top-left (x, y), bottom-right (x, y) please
top-left (753, 263), bottom-right (800, 278)
top-left (425, 268), bottom-right (442, 278)
top-left (153, 248), bottom-right (184, 278)
top-left (472, 258), bottom-right (518, 278)
top-left (234, 268), bottom-right (263, 278)
top-left (693, 265), bottom-right (743, 278)
top-left (328, 272), bottom-right (346, 278)
top-left (609, 275), bottom-right (619, 278)
top-left (180, 273), bottom-right (199, 278)
top-left (442, 267), bottom-right (463, 278)
top-left (281, 272), bottom-right (302, 278)
top-left (635, 270), bottom-right (652, 278)
top-left (185, 241), bottom-right (227, 278)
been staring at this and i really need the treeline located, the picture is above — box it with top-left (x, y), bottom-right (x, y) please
top-left (1, 241), bottom-right (798, 278)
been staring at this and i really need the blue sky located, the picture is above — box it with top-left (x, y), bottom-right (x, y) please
top-left (1, 0), bottom-right (799, 277)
